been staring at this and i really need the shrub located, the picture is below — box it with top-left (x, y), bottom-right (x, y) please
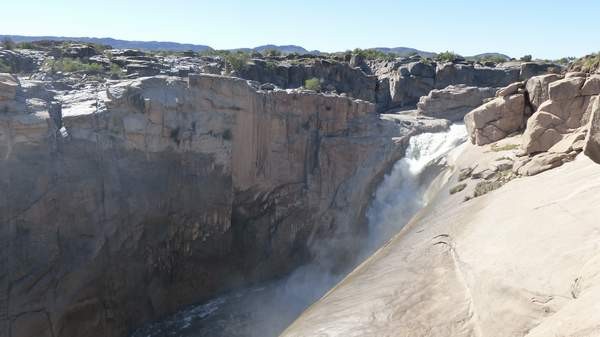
top-left (520, 54), bottom-right (533, 62)
top-left (1, 37), bottom-right (16, 50)
top-left (436, 51), bottom-right (458, 62)
top-left (490, 143), bottom-right (519, 152)
top-left (224, 51), bottom-right (250, 73)
top-left (45, 58), bottom-right (104, 74)
top-left (263, 49), bottom-right (281, 57)
top-left (110, 63), bottom-right (124, 78)
top-left (352, 48), bottom-right (397, 61)
top-left (16, 42), bottom-right (36, 50)
top-left (0, 59), bottom-right (11, 72)
top-left (304, 77), bottom-right (321, 91)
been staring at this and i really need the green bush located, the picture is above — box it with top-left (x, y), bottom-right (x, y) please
top-left (45, 58), bottom-right (105, 74)
top-left (1, 37), bottom-right (16, 50)
top-left (224, 51), bottom-right (250, 73)
top-left (263, 49), bottom-right (281, 57)
top-left (0, 59), bottom-right (11, 72)
top-left (16, 42), bottom-right (36, 50)
top-left (436, 51), bottom-right (458, 62)
top-left (520, 54), bottom-right (533, 62)
top-left (304, 77), bottom-right (321, 91)
top-left (110, 63), bottom-right (124, 78)
top-left (352, 48), bottom-right (397, 61)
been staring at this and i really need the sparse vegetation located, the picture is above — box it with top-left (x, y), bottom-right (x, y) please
top-left (465, 169), bottom-right (516, 201)
top-left (450, 183), bottom-right (467, 195)
top-left (224, 51), bottom-right (250, 73)
top-left (572, 53), bottom-right (600, 73)
top-left (352, 48), bottom-right (397, 61)
top-left (436, 51), bottom-right (459, 62)
top-left (263, 49), bottom-right (281, 57)
top-left (110, 63), bottom-right (125, 78)
top-left (476, 55), bottom-right (508, 64)
top-left (0, 59), bottom-right (11, 72)
top-left (45, 58), bottom-right (104, 74)
top-left (520, 54), bottom-right (533, 62)
top-left (490, 143), bottom-right (519, 152)
top-left (304, 77), bottom-right (321, 91)
top-left (1, 37), bottom-right (16, 50)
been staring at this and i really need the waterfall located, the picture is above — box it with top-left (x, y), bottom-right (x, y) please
top-left (366, 123), bottom-right (467, 249)
top-left (131, 124), bottom-right (468, 337)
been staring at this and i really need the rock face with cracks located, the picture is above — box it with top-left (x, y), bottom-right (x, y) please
top-left (0, 74), bottom-right (444, 337)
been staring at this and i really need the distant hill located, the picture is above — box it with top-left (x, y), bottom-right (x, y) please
top-left (1, 35), bottom-right (212, 52)
top-left (373, 47), bottom-right (437, 58)
top-left (467, 52), bottom-right (512, 61)
top-left (230, 45), bottom-right (320, 55)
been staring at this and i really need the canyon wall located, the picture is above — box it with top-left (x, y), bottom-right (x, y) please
top-left (0, 73), bottom-right (432, 337)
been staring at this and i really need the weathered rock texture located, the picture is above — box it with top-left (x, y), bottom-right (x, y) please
top-left (522, 76), bottom-right (598, 154)
top-left (417, 84), bottom-right (496, 121)
top-left (464, 93), bottom-right (525, 145)
top-left (281, 144), bottom-right (600, 337)
top-left (0, 74), bottom-right (433, 337)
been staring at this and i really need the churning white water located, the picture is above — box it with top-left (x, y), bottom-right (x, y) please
top-left (366, 123), bottom-right (467, 249)
top-left (131, 124), bottom-right (467, 337)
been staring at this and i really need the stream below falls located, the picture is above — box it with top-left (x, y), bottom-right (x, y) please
top-left (131, 124), bottom-right (468, 337)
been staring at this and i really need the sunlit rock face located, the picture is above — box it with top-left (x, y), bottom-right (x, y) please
top-left (0, 73), bottom-right (436, 337)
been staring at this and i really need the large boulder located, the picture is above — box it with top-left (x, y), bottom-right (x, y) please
top-left (417, 84), bottom-right (496, 121)
top-left (464, 94), bottom-right (525, 145)
top-left (525, 74), bottom-right (562, 110)
top-left (581, 74), bottom-right (600, 96)
top-left (0, 73), bottom-right (19, 112)
top-left (520, 62), bottom-right (561, 80)
top-left (522, 78), bottom-right (594, 154)
top-left (435, 63), bottom-right (520, 89)
top-left (583, 96), bottom-right (600, 163)
top-left (548, 77), bottom-right (585, 101)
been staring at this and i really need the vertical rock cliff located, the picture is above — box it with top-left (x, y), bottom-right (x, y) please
top-left (0, 73), bottom-right (445, 337)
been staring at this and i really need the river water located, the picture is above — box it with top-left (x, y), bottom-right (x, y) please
top-left (131, 124), bottom-right (467, 337)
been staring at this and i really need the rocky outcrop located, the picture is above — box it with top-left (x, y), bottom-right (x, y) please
top-left (464, 93), bottom-right (525, 145)
top-left (417, 84), bottom-right (496, 121)
top-left (435, 62), bottom-right (520, 89)
top-left (0, 74), bottom-right (440, 337)
top-left (0, 73), bottom-right (19, 112)
top-left (522, 75), bottom-right (598, 154)
top-left (237, 58), bottom-right (379, 105)
top-left (525, 73), bottom-right (562, 110)
top-left (583, 96), bottom-right (600, 163)
top-left (519, 61), bottom-right (561, 80)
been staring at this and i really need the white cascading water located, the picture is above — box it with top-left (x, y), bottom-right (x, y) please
top-left (366, 123), bottom-right (467, 249)
top-left (132, 123), bottom-right (468, 337)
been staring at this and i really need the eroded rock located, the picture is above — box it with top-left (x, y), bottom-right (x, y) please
top-left (464, 94), bottom-right (525, 145)
top-left (417, 84), bottom-right (496, 121)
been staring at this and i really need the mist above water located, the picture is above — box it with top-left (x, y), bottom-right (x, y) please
top-left (132, 124), bottom-right (467, 337)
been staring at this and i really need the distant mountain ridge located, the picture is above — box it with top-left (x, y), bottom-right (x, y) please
top-left (373, 47), bottom-right (437, 58)
top-left (1, 35), bottom-right (212, 52)
top-left (0, 35), bottom-right (511, 59)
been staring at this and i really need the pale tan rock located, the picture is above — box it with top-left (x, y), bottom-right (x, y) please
top-left (0, 73), bottom-right (18, 100)
top-left (525, 74), bottom-right (562, 110)
top-left (565, 71), bottom-right (587, 78)
top-left (516, 151), bottom-right (576, 176)
top-left (496, 81), bottom-right (523, 97)
top-left (583, 96), bottom-right (600, 163)
top-left (282, 154), bottom-right (600, 337)
top-left (522, 96), bottom-right (596, 153)
top-left (581, 74), bottom-right (600, 96)
top-left (464, 94), bottom-right (524, 145)
top-left (548, 77), bottom-right (585, 101)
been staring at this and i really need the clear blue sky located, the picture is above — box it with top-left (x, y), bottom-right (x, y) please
top-left (1, 0), bottom-right (599, 59)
